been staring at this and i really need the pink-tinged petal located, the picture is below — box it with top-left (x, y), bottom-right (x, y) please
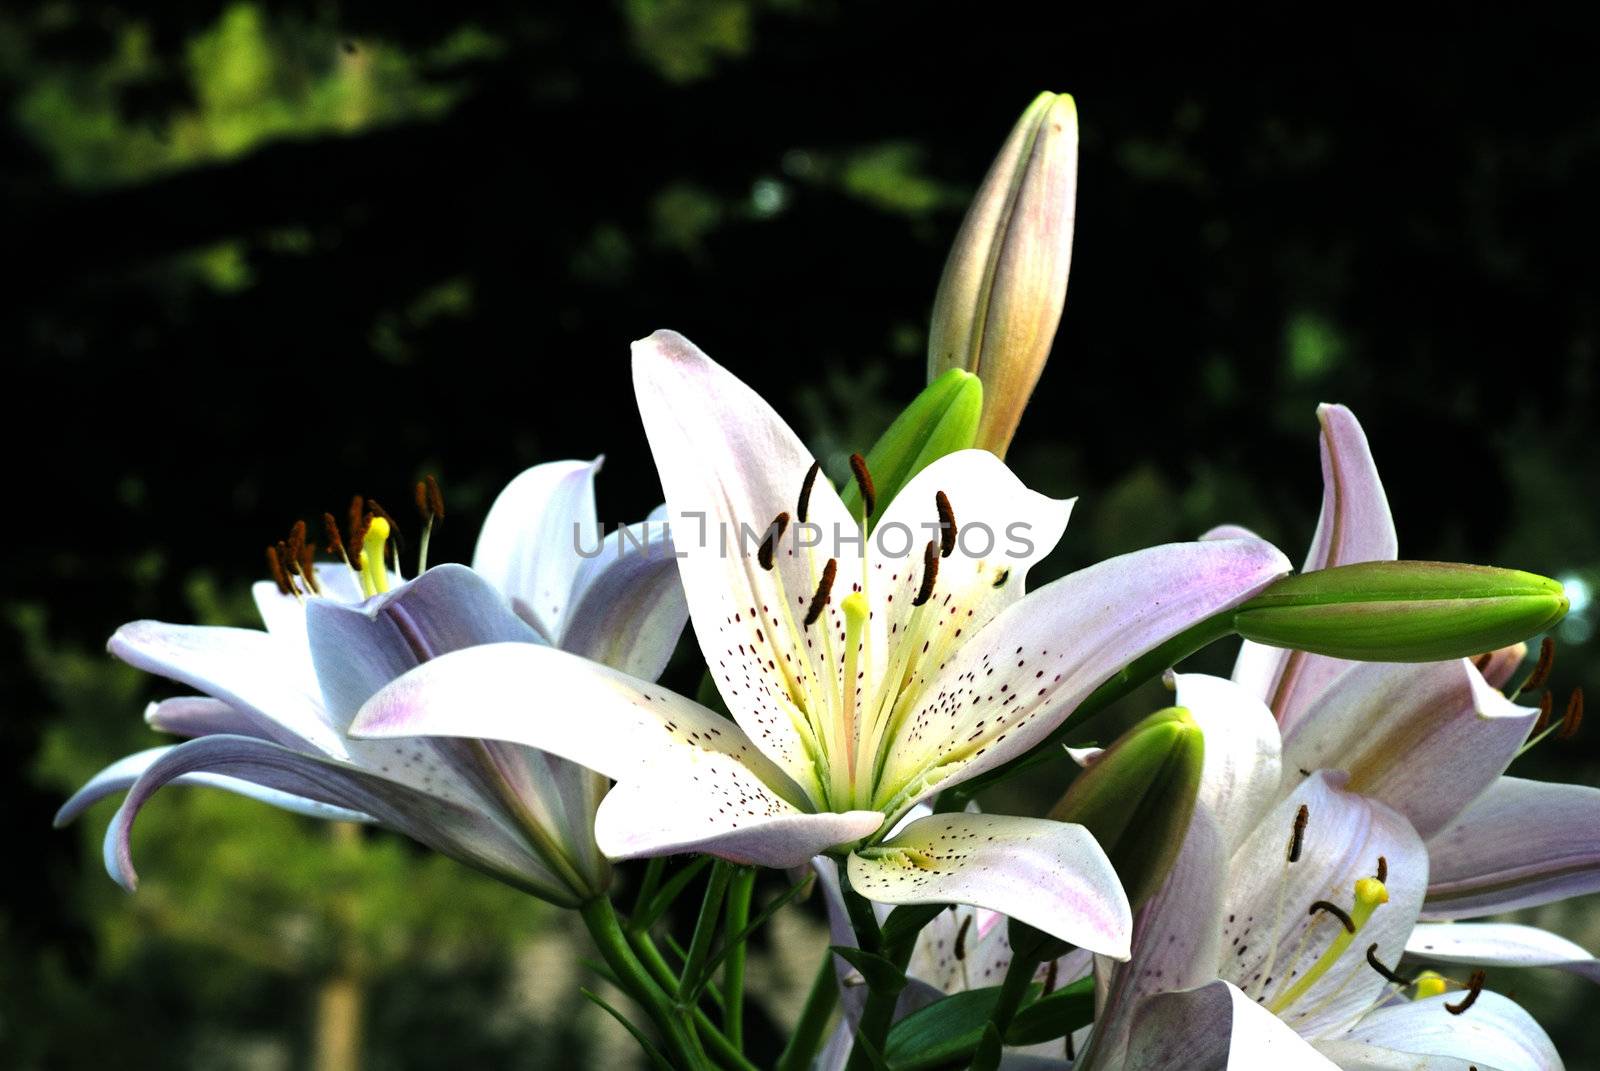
top-left (109, 621), bottom-right (342, 755)
top-left (632, 329), bottom-right (860, 801)
top-left (1477, 642), bottom-right (1529, 690)
top-left (876, 537), bottom-right (1291, 806)
top-left (1406, 923), bottom-right (1600, 985)
top-left (1122, 980), bottom-right (1338, 1070)
top-left (1202, 523), bottom-right (1264, 542)
top-left (1219, 772), bottom-right (1426, 1040)
top-left (103, 734), bottom-right (578, 904)
top-left (1315, 991), bottom-right (1561, 1070)
top-left (1284, 659), bottom-right (1538, 839)
top-left (144, 697), bottom-right (270, 739)
top-left (1424, 776), bottom-right (1600, 919)
top-left (847, 813), bottom-right (1132, 959)
top-left (562, 517), bottom-right (690, 681)
top-left (471, 458), bottom-right (602, 643)
top-left (865, 448), bottom-right (1072, 704)
top-left (351, 642), bottom-right (805, 798)
top-left (1237, 404), bottom-right (1398, 734)
top-left (55, 745), bottom-right (370, 828)
top-left (595, 770), bottom-right (881, 867)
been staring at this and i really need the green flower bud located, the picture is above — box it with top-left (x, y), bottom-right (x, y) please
top-left (840, 368), bottom-right (982, 522)
top-left (1233, 560), bottom-right (1570, 662)
top-left (1048, 707), bottom-right (1205, 912)
top-left (928, 91), bottom-right (1077, 458)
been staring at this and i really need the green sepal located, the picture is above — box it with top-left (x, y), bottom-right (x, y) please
top-left (1049, 706), bottom-right (1205, 911)
top-left (1235, 560), bottom-right (1569, 662)
top-left (840, 369), bottom-right (982, 524)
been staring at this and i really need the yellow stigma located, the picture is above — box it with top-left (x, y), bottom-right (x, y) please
top-left (841, 592), bottom-right (870, 629)
top-left (361, 515), bottom-right (391, 597)
top-left (1413, 971), bottom-right (1449, 999)
top-left (831, 592), bottom-right (872, 805)
top-left (1268, 877), bottom-right (1390, 1014)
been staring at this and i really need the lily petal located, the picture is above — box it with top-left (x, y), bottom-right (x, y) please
top-left (104, 734), bottom-right (575, 903)
top-left (472, 457), bottom-right (602, 643)
top-left (1220, 772), bottom-right (1426, 1040)
top-left (876, 537), bottom-right (1291, 806)
top-left (55, 745), bottom-right (370, 828)
top-left (1175, 673), bottom-right (1284, 853)
top-left (145, 697), bottom-right (271, 739)
top-left (596, 770), bottom-right (883, 867)
top-left (1283, 659), bottom-right (1538, 839)
top-left (847, 812), bottom-right (1133, 959)
top-left (1406, 923), bottom-right (1600, 985)
top-left (250, 564), bottom-right (366, 653)
top-left (562, 517), bottom-right (690, 681)
top-left (632, 328), bottom-right (862, 800)
top-left (109, 621), bottom-right (343, 755)
top-left (1236, 404), bottom-right (1398, 734)
top-left (1424, 776), bottom-right (1600, 919)
top-left (1122, 979), bottom-right (1338, 1070)
top-left (1314, 991), bottom-right (1562, 1071)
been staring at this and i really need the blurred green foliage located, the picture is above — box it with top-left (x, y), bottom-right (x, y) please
top-left (2, 2), bottom-right (1598, 1067)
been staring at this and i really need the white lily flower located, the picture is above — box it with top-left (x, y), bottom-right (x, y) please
top-left (1085, 674), bottom-right (1563, 1070)
top-left (350, 330), bottom-right (1292, 957)
top-left (1220, 404), bottom-right (1600, 933)
top-left (57, 461), bottom-right (687, 908)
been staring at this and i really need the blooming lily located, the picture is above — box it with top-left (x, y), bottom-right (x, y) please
top-left (1224, 404), bottom-right (1600, 940)
top-left (350, 330), bottom-right (1292, 956)
top-left (1083, 674), bottom-right (1563, 1070)
top-left (57, 461), bottom-right (687, 908)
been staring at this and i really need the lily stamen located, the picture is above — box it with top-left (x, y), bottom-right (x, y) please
top-left (758, 512), bottom-right (790, 572)
top-left (797, 460), bottom-right (822, 524)
top-left (1445, 970), bottom-right (1486, 1015)
top-left (415, 474), bottom-right (444, 572)
top-left (1510, 636), bottom-right (1556, 699)
top-left (1558, 688), bottom-right (1584, 740)
top-left (849, 453), bottom-right (876, 517)
top-left (1307, 900), bottom-right (1356, 934)
top-left (323, 512), bottom-right (351, 569)
top-left (936, 491), bottom-right (957, 557)
top-left (1365, 942), bottom-right (1411, 986)
top-left (912, 540), bottom-right (940, 608)
top-left (804, 559), bottom-right (838, 627)
top-left (1267, 875), bottom-right (1389, 1014)
top-left (1289, 804), bottom-right (1309, 862)
top-left (265, 545), bottom-right (293, 596)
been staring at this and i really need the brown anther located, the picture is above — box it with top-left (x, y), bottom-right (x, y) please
top-left (1558, 688), bottom-right (1584, 741)
top-left (1365, 942), bottom-right (1411, 986)
top-left (1376, 855), bottom-right (1388, 883)
top-left (912, 540), bottom-right (940, 607)
top-left (849, 453), bottom-right (876, 516)
top-left (953, 914), bottom-right (973, 961)
top-left (414, 480), bottom-right (430, 519)
top-left (322, 513), bottom-right (351, 566)
top-left (426, 474), bottom-right (444, 519)
top-left (1472, 652), bottom-right (1492, 673)
top-left (991, 568), bottom-right (1010, 588)
top-left (1446, 970), bottom-right (1486, 1015)
top-left (935, 491), bottom-right (957, 557)
top-left (1533, 691), bottom-right (1554, 735)
top-left (758, 512), bottom-right (790, 571)
top-left (299, 542), bottom-right (320, 594)
top-left (804, 559), bottom-right (837, 627)
top-left (1288, 804), bottom-right (1309, 863)
top-left (347, 495), bottom-right (367, 556)
top-left (1525, 636), bottom-right (1556, 692)
top-left (1043, 957), bottom-right (1059, 996)
top-left (1307, 900), bottom-right (1356, 934)
top-left (265, 546), bottom-right (292, 595)
top-left (797, 460), bottom-right (822, 524)
top-left (286, 519), bottom-right (307, 565)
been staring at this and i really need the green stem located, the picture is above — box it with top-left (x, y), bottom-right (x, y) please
top-left (634, 857), bottom-right (666, 918)
top-left (635, 855), bottom-right (714, 931)
top-left (579, 897), bottom-right (706, 1069)
top-left (775, 956), bottom-right (842, 1071)
top-left (681, 862), bottom-right (734, 996)
top-left (627, 927), bottom-right (757, 1071)
top-left (722, 867), bottom-right (756, 1050)
top-left (842, 879), bottom-right (909, 1071)
top-left (971, 954), bottom-right (1037, 1071)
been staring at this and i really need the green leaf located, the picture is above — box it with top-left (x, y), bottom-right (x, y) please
top-left (879, 903), bottom-right (948, 953)
top-left (579, 988), bottom-right (675, 1071)
top-left (883, 987), bottom-right (1005, 1071)
top-left (969, 1022), bottom-right (1004, 1071)
top-left (1006, 976), bottom-right (1095, 1045)
top-left (829, 945), bottom-right (908, 995)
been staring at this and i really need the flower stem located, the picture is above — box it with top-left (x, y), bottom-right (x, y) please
top-left (627, 927), bottom-right (758, 1071)
top-left (681, 861), bottom-right (734, 997)
top-left (722, 867), bottom-right (756, 1050)
top-left (841, 878), bottom-right (911, 1071)
top-left (970, 952), bottom-right (1039, 1071)
top-left (579, 896), bottom-right (707, 1069)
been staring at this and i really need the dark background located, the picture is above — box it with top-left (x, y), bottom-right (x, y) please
top-left (4, 4), bottom-right (1596, 1067)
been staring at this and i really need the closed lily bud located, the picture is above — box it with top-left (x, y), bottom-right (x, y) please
top-left (1233, 560), bottom-right (1570, 662)
top-left (839, 367), bottom-right (982, 521)
top-left (928, 91), bottom-right (1078, 458)
top-left (1049, 706), bottom-right (1205, 913)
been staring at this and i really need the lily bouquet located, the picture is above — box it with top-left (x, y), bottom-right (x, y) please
top-left (60, 93), bottom-right (1592, 1070)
